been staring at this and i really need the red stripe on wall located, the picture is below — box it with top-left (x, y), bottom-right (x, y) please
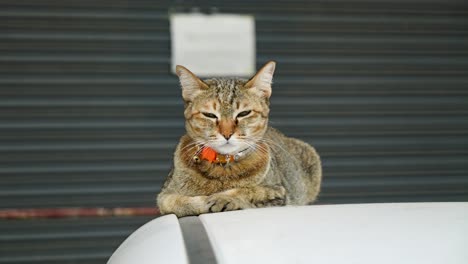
top-left (0, 207), bottom-right (160, 220)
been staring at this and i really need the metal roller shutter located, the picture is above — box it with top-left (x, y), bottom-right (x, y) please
top-left (1, 0), bottom-right (467, 263)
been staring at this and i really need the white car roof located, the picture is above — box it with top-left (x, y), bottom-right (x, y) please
top-left (109, 202), bottom-right (468, 264)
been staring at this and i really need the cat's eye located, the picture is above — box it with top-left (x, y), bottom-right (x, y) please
top-left (202, 112), bottom-right (218, 119)
top-left (237, 110), bottom-right (252, 118)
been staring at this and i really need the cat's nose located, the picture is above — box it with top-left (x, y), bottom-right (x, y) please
top-left (222, 132), bottom-right (233, 140)
top-left (219, 119), bottom-right (235, 141)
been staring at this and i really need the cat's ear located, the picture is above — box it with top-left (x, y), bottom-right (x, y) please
top-left (175, 65), bottom-right (209, 102)
top-left (244, 61), bottom-right (276, 98)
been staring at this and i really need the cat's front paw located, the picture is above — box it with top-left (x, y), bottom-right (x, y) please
top-left (206, 194), bottom-right (249, 213)
top-left (254, 185), bottom-right (286, 208)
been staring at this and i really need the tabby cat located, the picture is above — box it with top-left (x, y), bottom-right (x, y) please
top-left (157, 61), bottom-right (322, 217)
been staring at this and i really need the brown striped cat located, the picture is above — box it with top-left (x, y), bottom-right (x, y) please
top-left (157, 61), bottom-right (322, 217)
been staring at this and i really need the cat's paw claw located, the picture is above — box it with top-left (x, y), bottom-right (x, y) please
top-left (207, 196), bottom-right (243, 213)
top-left (254, 196), bottom-right (285, 207)
top-left (255, 186), bottom-right (286, 207)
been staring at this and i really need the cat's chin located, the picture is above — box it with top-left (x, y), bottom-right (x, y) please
top-left (211, 144), bottom-right (244, 155)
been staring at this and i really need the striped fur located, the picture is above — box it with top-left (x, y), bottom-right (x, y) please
top-left (157, 62), bottom-right (322, 217)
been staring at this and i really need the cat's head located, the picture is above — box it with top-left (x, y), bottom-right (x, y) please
top-left (175, 61), bottom-right (276, 155)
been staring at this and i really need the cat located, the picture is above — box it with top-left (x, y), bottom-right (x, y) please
top-left (157, 61), bottom-right (322, 217)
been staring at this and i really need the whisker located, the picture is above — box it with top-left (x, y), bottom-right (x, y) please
top-left (255, 137), bottom-right (293, 157)
top-left (181, 139), bottom-right (207, 167)
top-left (179, 141), bottom-right (199, 152)
top-left (239, 139), bottom-right (269, 158)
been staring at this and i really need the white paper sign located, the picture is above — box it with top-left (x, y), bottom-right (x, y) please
top-left (170, 13), bottom-right (255, 77)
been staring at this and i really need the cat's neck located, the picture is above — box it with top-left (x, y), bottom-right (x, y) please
top-left (177, 135), bottom-right (270, 180)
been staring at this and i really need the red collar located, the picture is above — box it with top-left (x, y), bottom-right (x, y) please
top-left (199, 146), bottom-right (235, 164)
top-left (194, 146), bottom-right (251, 164)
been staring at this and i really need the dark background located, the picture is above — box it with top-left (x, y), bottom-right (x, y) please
top-left (1, 0), bottom-right (468, 263)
